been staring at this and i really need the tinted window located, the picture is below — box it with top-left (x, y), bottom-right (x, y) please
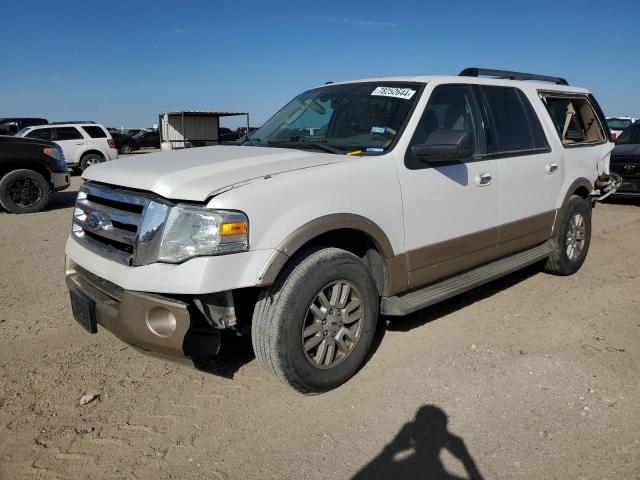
top-left (82, 126), bottom-right (107, 138)
top-left (607, 118), bottom-right (632, 130)
top-left (405, 84), bottom-right (484, 169)
top-left (54, 127), bottom-right (83, 141)
top-left (26, 128), bottom-right (53, 141)
top-left (481, 86), bottom-right (547, 153)
top-left (615, 123), bottom-right (640, 145)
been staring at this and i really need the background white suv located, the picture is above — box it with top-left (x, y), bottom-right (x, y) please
top-left (17, 123), bottom-right (118, 171)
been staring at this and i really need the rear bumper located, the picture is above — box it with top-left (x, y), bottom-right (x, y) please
top-left (52, 172), bottom-right (70, 191)
top-left (65, 258), bottom-right (221, 363)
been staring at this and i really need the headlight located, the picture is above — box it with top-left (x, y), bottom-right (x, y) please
top-left (157, 206), bottom-right (249, 263)
top-left (44, 146), bottom-right (66, 170)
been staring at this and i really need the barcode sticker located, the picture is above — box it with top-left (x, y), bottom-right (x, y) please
top-left (371, 86), bottom-right (416, 100)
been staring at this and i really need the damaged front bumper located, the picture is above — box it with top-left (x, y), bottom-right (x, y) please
top-left (65, 258), bottom-right (224, 366)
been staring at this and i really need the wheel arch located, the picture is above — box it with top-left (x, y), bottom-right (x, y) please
top-left (561, 177), bottom-right (593, 207)
top-left (80, 149), bottom-right (105, 161)
top-left (256, 214), bottom-right (397, 296)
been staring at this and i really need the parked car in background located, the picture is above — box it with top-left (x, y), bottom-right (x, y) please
top-left (0, 135), bottom-right (69, 213)
top-left (0, 118), bottom-right (48, 136)
top-left (235, 126), bottom-right (259, 139)
top-left (218, 127), bottom-right (237, 142)
top-left (17, 123), bottom-right (118, 171)
top-left (110, 132), bottom-right (140, 155)
top-left (607, 117), bottom-right (638, 140)
top-left (125, 129), bottom-right (144, 137)
top-left (65, 68), bottom-right (618, 393)
top-left (133, 130), bottom-right (160, 149)
top-left (610, 120), bottom-right (640, 196)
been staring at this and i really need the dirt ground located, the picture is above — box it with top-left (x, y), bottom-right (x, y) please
top-left (1, 176), bottom-right (639, 480)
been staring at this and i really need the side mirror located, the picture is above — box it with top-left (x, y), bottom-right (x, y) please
top-left (411, 130), bottom-right (473, 163)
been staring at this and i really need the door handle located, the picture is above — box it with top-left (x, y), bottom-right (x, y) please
top-left (75, 142), bottom-right (84, 145)
top-left (546, 162), bottom-right (559, 174)
top-left (475, 172), bottom-right (492, 186)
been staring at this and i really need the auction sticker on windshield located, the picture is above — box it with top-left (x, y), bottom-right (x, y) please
top-left (371, 86), bottom-right (416, 100)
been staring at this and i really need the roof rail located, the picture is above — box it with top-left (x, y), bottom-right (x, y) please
top-left (459, 68), bottom-right (569, 86)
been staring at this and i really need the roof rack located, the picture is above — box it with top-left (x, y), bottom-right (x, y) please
top-left (459, 68), bottom-right (569, 86)
top-left (50, 121), bottom-right (96, 125)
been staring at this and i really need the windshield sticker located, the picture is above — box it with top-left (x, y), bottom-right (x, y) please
top-left (371, 86), bottom-right (416, 100)
top-left (366, 147), bottom-right (384, 152)
top-left (371, 126), bottom-right (386, 135)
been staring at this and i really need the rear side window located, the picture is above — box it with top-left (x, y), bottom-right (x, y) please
top-left (54, 127), bottom-right (83, 141)
top-left (82, 125), bottom-right (107, 138)
top-left (26, 128), bottom-right (53, 141)
top-left (480, 86), bottom-right (548, 153)
top-left (540, 94), bottom-right (606, 146)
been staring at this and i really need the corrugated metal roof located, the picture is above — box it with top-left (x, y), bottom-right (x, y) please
top-left (161, 111), bottom-right (247, 117)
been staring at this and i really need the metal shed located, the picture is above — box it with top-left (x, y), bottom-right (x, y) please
top-left (159, 111), bottom-right (249, 149)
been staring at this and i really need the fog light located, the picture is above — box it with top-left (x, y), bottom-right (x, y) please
top-left (146, 307), bottom-right (177, 337)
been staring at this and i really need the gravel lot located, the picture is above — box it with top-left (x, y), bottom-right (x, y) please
top-left (1, 176), bottom-right (638, 480)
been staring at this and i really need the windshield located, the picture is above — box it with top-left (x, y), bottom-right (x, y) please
top-left (615, 123), bottom-right (640, 144)
top-left (607, 118), bottom-right (632, 130)
top-left (248, 82), bottom-right (422, 154)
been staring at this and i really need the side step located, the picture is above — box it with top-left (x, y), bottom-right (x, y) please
top-left (381, 241), bottom-right (553, 316)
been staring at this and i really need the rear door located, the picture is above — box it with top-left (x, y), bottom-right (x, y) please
top-left (53, 126), bottom-right (85, 165)
top-left (478, 85), bottom-right (561, 255)
top-left (398, 83), bottom-right (501, 288)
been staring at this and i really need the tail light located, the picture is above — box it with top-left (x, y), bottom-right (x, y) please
top-left (108, 138), bottom-right (116, 148)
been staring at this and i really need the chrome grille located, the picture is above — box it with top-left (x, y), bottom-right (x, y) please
top-left (72, 183), bottom-right (170, 266)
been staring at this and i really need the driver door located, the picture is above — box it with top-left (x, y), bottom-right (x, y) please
top-left (397, 83), bottom-right (501, 288)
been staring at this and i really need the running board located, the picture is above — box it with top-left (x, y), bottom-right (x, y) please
top-left (381, 241), bottom-right (553, 316)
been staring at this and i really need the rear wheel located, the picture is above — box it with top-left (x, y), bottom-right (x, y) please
top-left (251, 247), bottom-right (379, 394)
top-left (0, 169), bottom-right (52, 214)
top-left (80, 153), bottom-right (104, 171)
top-left (543, 195), bottom-right (591, 275)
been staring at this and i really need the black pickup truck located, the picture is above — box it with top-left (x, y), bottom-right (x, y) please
top-left (0, 135), bottom-right (70, 213)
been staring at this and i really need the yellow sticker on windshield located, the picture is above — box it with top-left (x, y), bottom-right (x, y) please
top-left (346, 150), bottom-right (363, 156)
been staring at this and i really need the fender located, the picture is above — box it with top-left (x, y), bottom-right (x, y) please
top-left (561, 177), bottom-right (593, 207)
top-left (256, 213), bottom-right (396, 287)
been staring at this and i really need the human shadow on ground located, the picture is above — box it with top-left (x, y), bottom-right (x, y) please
top-left (353, 405), bottom-right (484, 480)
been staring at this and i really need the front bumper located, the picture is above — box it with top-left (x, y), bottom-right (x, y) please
top-left (52, 171), bottom-right (70, 191)
top-left (65, 258), bottom-right (221, 363)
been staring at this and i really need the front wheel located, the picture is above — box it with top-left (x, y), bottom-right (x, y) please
top-left (543, 195), bottom-right (592, 275)
top-left (120, 143), bottom-right (132, 155)
top-left (252, 247), bottom-right (379, 394)
top-left (0, 169), bottom-right (52, 214)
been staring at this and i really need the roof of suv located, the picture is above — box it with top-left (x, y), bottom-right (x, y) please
top-left (324, 75), bottom-right (590, 94)
top-left (26, 123), bottom-right (106, 129)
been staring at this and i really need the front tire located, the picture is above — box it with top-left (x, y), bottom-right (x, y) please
top-left (252, 247), bottom-right (379, 394)
top-left (120, 143), bottom-right (132, 155)
top-left (0, 169), bottom-right (52, 214)
top-left (543, 195), bottom-right (591, 275)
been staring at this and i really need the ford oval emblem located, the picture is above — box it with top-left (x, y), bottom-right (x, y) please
top-left (86, 211), bottom-right (104, 231)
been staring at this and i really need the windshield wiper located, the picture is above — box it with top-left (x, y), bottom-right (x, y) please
top-left (268, 139), bottom-right (343, 155)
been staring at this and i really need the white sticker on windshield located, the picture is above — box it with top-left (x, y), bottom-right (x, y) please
top-left (371, 86), bottom-right (416, 100)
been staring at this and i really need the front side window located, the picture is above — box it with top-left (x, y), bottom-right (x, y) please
top-left (249, 82), bottom-right (422, 154)
top-left (54, 127), bottom-right (83, 141)
top-left (540, 94), bottom-right (606, 146)
top-left (25, 128), bottom-right (53, 141)
top-left (480, 86), bottom-right (548, 153)
top-left (405, 84), bottom-right (485, 169)
top-left (615, 123), bottom-right (640, 145)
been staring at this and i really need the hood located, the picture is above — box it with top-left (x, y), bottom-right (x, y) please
top-left (612, 144), bottom-right (640, 158)
top-left (83, 145), bottom-right (341, 201)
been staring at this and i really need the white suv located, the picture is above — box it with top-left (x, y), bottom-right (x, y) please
top-left (64, 68), bottom-right (618, 393)
top-left (18, 123), bottom-right (118, 171)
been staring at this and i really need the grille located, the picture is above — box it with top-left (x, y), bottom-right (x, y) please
top-left (610, 156), bottom-right (640, 178)
top-left (72, 183), bottom-right (169, 266)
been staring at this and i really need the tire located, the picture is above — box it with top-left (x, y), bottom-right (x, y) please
top-left (0, 169), bottom-right (52, 214)
top-left (252, 247), bottom-right (379, 394)
top-left (542, 195), bottom-right (592, 275)
top-left (120, 143), bottom-right (132, 155)
top-left (80, 153), bottom-right (104, 171)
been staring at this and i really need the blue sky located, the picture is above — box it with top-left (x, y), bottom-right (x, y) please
top-left (1, 0), bottom-right (639, 129)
